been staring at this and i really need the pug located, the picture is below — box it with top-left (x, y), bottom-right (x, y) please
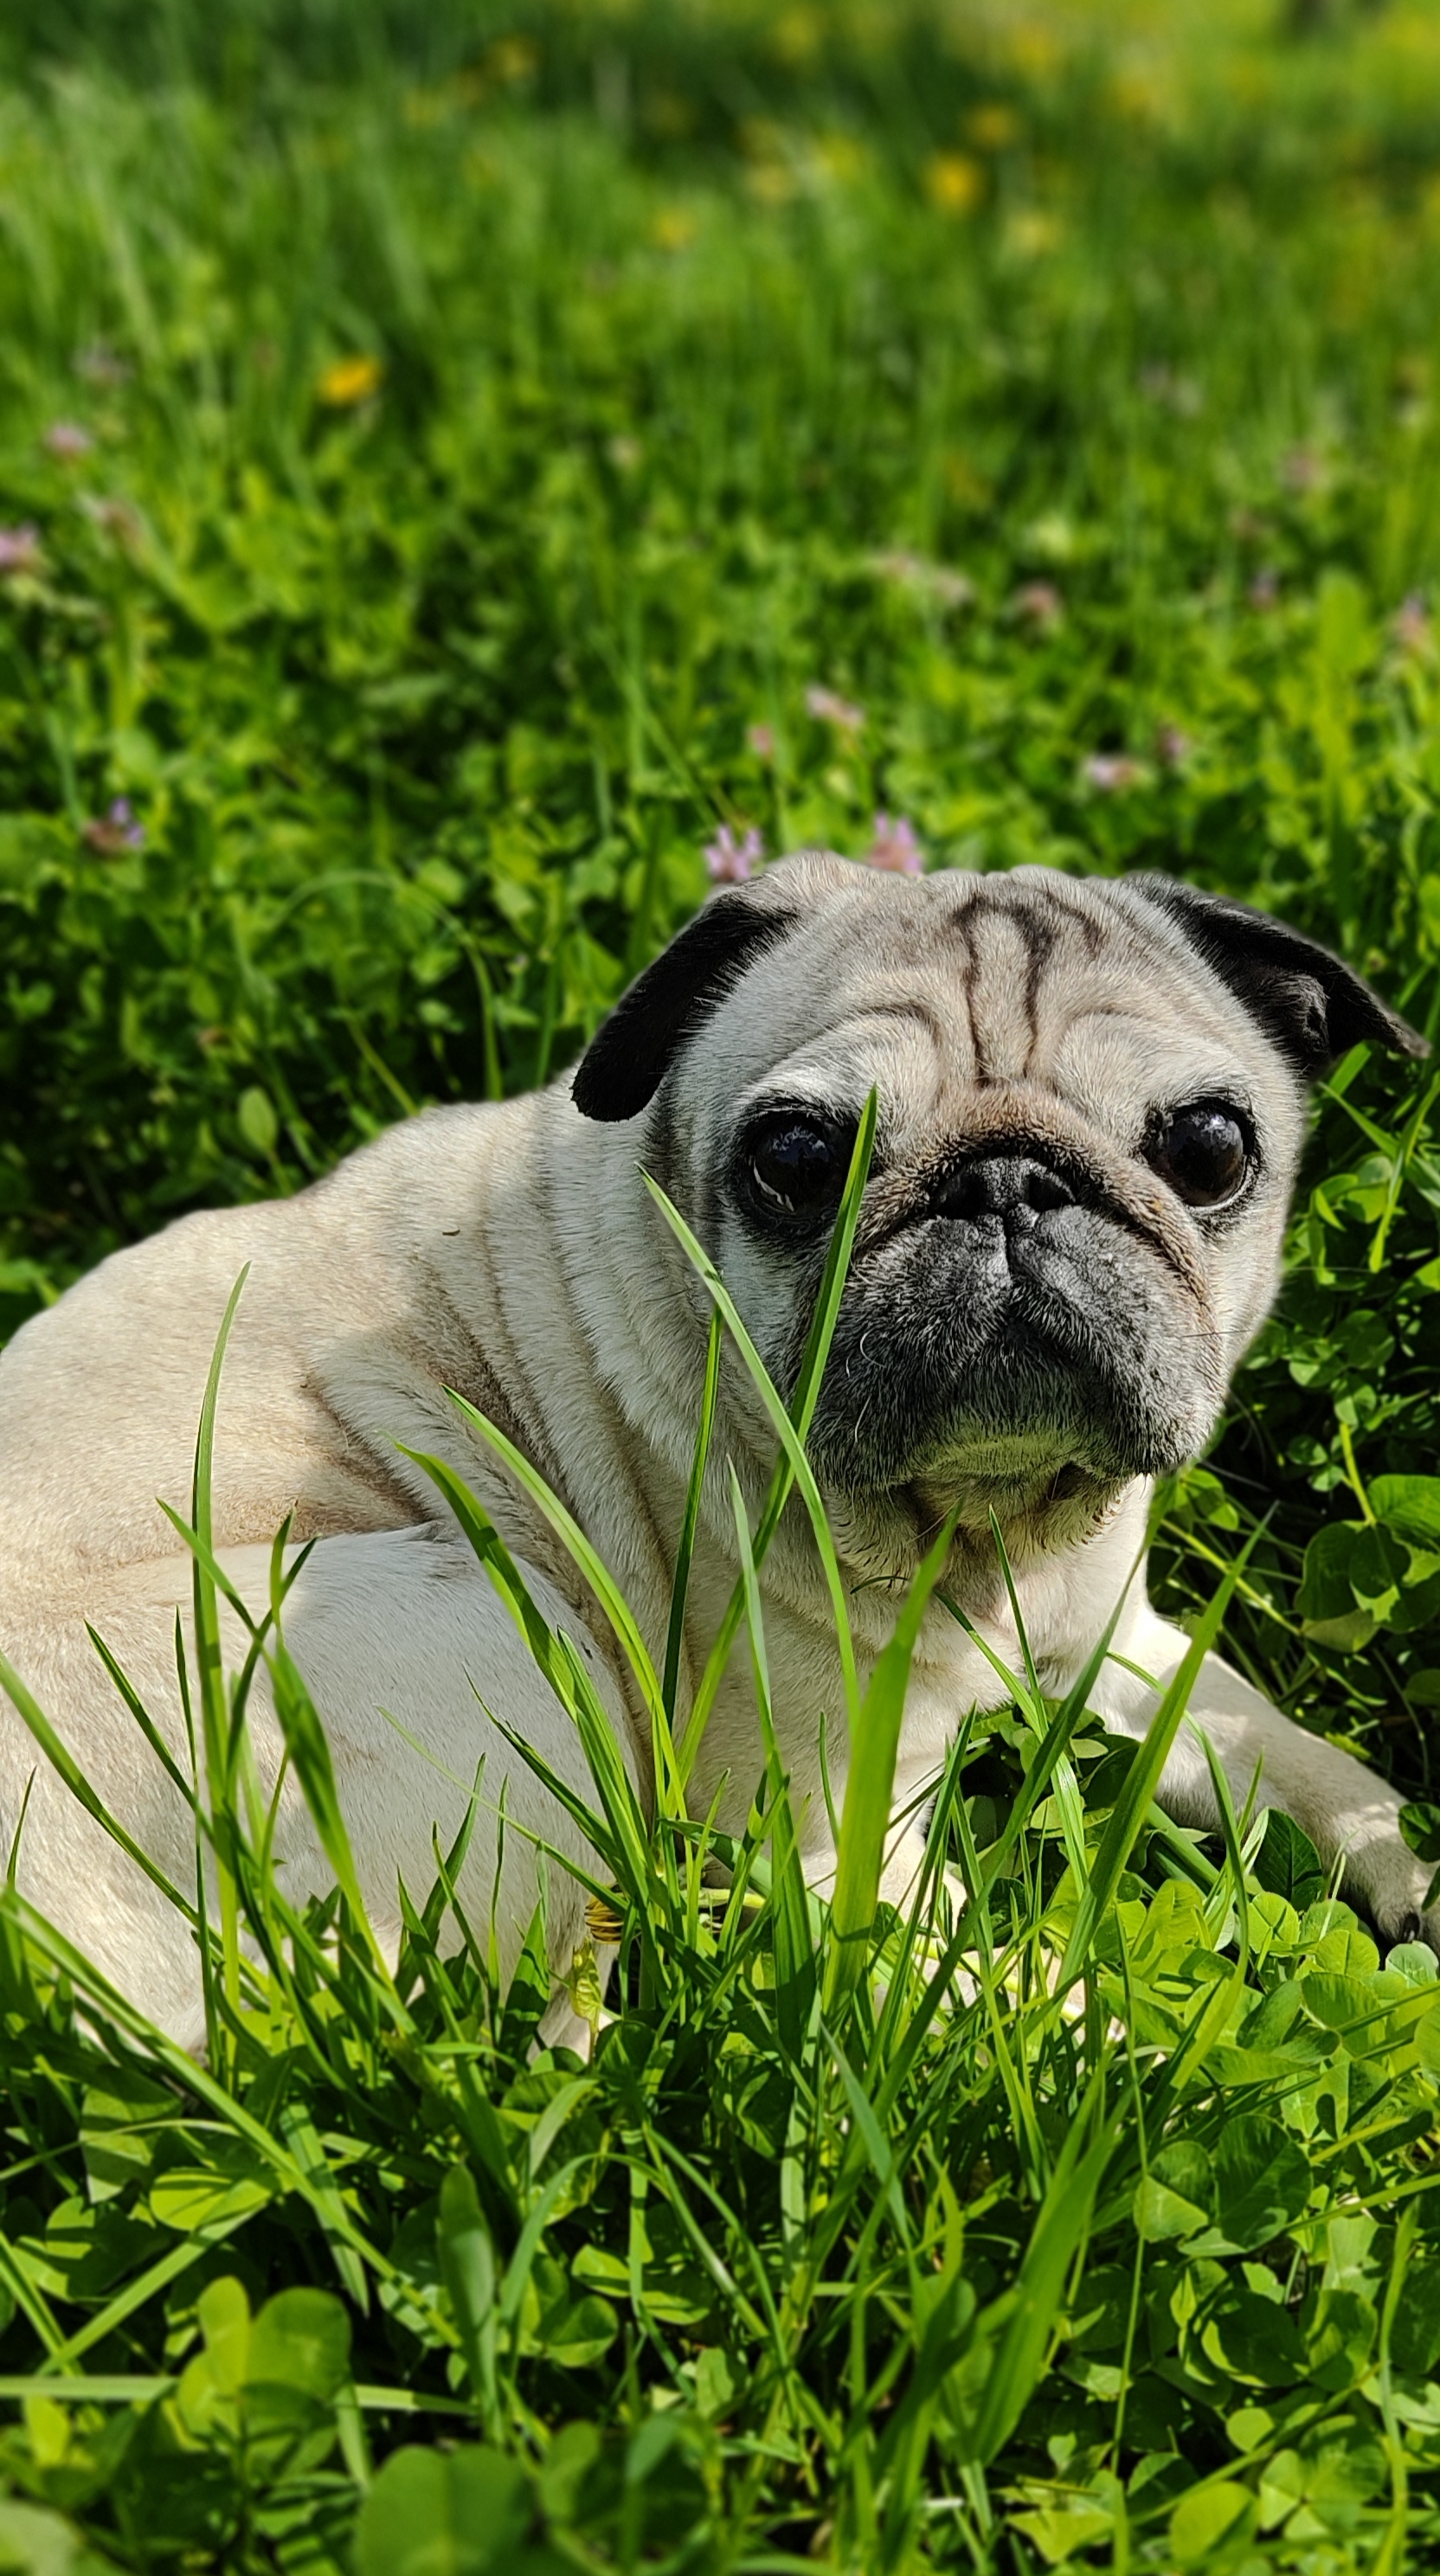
top-left (0, 853), bottom-right (1429, 2046)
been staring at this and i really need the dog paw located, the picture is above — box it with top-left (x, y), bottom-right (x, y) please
top-left (1360, 1860), bottom-right (1440, 1960)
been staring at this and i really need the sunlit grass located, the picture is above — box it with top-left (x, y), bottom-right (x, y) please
top-left (0, 0), bottom-right (1438, 2566)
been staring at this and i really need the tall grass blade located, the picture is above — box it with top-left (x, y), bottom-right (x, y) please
top-left (662, 1304), bottom-right (723, 1723)
top-left (190, 1265), bottom-right (251, 2042)
top-left (668, 1090), bottom-right (878, 1776)
top-left (825, 1506), bottom-right (959, 2014)
top-left (730, 1463), bottom-right (814, 2059)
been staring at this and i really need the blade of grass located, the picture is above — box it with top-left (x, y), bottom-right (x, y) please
top-left (825, 1506), bottom-right (959, 2014)
top-left (671, 1090), bottom-right (877, 1780)
top-left (663, 1304), bottom-right (723, 1723)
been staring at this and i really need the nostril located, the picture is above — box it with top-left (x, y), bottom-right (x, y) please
top-left (1022, 1166), bottom-right (1073, 1215)
top-left (940, 1166), bottom-right (992, 1221)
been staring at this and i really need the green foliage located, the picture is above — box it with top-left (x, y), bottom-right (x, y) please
top-left (2, 0), bottom-right (1440, 2568)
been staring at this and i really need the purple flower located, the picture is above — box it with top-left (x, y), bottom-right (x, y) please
top-left (1154, 723), bottom-right (1192, 770)
top-left (866, 811), bottom-right (924, 874)
top-left (746, 723), bottom-right (776, 761)
top-left (0, 524), bottom-right (42, 575)
top-left (1011, 580), bottom-right (1064, 631)
top-left (43, 421), bottom-right (93, 460)
top-left (1080, 754), bottom-right (1143, 793)
top-left (81, 494), bottom-right (142, 546)
top-left (1393, 593), bottom-right (1430, 654)
top-left (871, 549), bottom-right (974, 608)
top-left (81, 797), bottom-right (145, 855)
top-left (74, 344), bottom-right (130, 389)
top-left (805, 684), bottom-right (865, 736)
top-left (704, 823), bottom-right (762, 884)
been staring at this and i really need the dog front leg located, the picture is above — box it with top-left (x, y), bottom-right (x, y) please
top-left (1093, 1608), bottom-right (1438, 1948)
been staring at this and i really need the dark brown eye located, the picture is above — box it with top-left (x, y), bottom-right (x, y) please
top-left (1146, 1101), bottom-right (1251, 1210)
top-left (747, 1116), bottom-right (847, 1222)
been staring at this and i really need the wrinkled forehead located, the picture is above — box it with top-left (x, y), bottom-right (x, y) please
top-left (675, 868), bottom-right (1301, 1158)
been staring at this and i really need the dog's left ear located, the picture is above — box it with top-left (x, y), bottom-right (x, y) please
top-left (1132, 876), bottom-right (1429, 1075)
top-left (572, 885), bottom-right (800, 1122)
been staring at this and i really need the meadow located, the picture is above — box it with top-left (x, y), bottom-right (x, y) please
top-left (1, 0), bottom-right (1440, 2566)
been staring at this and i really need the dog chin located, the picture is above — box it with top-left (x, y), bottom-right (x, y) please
top-left (910, 1431), bottom-right (1112, 1519)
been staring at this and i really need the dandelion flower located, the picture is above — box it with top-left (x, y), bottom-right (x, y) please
top-left (704, 824), bottom-right (763, 885)
top-left (317, 354), bottom-right (382, 408)
top-left (866, 813), bottom-right (924, 873)
top-left (965, 103), bottom-right (1020, 151)
top-left (81, 797), bottom-right (145, 855)
top-left (652, 208), bottom-right (697, 252)
top-left (926, 153), bottom-right (983, 215)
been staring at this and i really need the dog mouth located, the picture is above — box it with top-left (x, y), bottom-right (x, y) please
top-left (806, 1206), bottom-right (1222, 1503)
top-left (899, 1435), bottom-right (1102, 1546)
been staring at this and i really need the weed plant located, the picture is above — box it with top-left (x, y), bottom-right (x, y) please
top-left (0, 1), bottom-right (1439, 2567)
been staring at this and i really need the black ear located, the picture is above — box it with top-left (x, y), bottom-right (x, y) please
top-left (1131, 876), bottom-right (1428, 1076)
top-left (572, 890), bottom-right (799, 1122)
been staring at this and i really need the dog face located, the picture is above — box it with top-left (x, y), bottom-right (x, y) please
top-left (575, 858), bottom-right (1423, 1564)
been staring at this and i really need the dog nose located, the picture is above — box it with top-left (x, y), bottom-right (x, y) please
top-left (935, 1154), bottom-right (1076, 1231)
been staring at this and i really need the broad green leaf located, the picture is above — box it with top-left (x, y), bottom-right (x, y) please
top-left (1295, 1521), bottom-right (1364, 1622)
top-left (1167, 2481), bottom-right (1257, 2567)
top-left (353, 2445), bottom-right (534, 2576)
top-left (1205, 2115), bottom-right (1312, 2252)
top-left (1253, 1810), bottom-right (1326, 1910)
top-left (1372, 1474), bottom-right (1440, 1546)
top-left (0, 2498), bottom-right (120, 2575)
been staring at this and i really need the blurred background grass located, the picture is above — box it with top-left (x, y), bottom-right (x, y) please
top-left (0, 0), bottom-right (1438, 1765)
top-left (1, 0), bottom-right (1438, 1287)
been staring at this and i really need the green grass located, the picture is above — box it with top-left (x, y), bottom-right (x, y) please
top-left (1, 1), bottom-right (1440, 2566)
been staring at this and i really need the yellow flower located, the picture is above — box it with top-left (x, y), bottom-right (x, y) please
top-left (1006, 209), bottom-right (1062, 258)
top-left (316, 354), bottom-right (382, 408)
top-left (402, 87), bottom-right (448, 129)
top-left (772, 5), bottom-right (822, 62)
top-left (813, 132), bottom-right (868, 184)
top-left (926, 153), bottom-right (983, 215)
top-left (652, 207), bottom-right (697, 252)
top-left (486, 35), bottom-right (537, 85)
top-left (1006, 24), bottom-right (1059, 74)
top-left (747, 161), bottom-right (798, 208)
top-left (966, 103), bottom-right (1020, 151)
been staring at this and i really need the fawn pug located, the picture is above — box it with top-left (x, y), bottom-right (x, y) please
top-left (0, 854), bottom-right (1427, 2044)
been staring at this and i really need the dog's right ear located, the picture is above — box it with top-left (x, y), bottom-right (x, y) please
top-left (572, 888), bottom-right (799, 1122)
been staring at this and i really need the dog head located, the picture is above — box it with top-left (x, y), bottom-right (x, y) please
top-left (574, 856), bottom-right (1424, 1571)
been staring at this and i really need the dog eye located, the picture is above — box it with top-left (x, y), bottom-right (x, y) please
top-left (746, 1116), bottom-right (846, 1220)
top-left (1146, 1101), bottom-right (1251, 1209)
